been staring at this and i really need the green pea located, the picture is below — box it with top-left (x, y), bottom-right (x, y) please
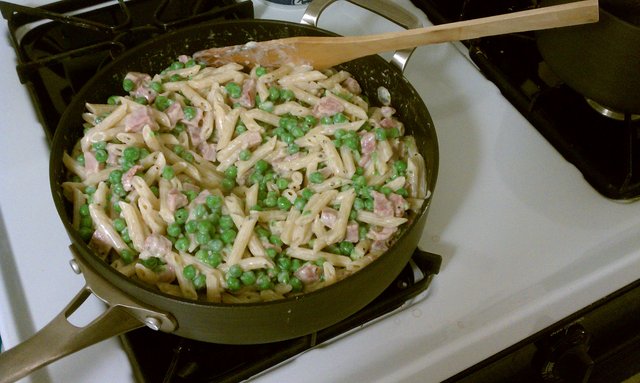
top-left (79, 227), bottom-right (93, 241)
top-left (206, 195), bottom-right (223, 210)
top-left (359, 225), bottom-right (368, 240)
top-left (120, 249), bottom-right (135, 264)
top-left (175, 237), bottom-right (190, 252)
top-left (240, 270), bottom-right (257, 285)
top-left (76, 154), bottom-right (85, 166)
top-left (207, 238), bottom-right (224, 252)
top-left (162, 165), bottom-right (175, 180)
top-left (388, 127), bottom-right (400, 138)
top-left (196, 231), bottom-right (211, 245)
top-left (277, 270), bottom-right (290, 284)
top-left (281, 132), bottom-right (294, 144)
top-left (79, 204), bottom-right (90, 217)
top-left (239, 149), bottom-right (251, 161)
top-left (123, 146), bottom-right (141, 162)
top-left (289, 277), bottom-right (303, 292)
top-left (291, 126), bottom-right (305, 138)
top-left (80, 216), bottom-right (93, 229)
top-left (149, 81), bottom-right (163, 93)
top-left (394, 160), bottom-right (408, 174)
top-left (185, 220), bottom-right (198, 234)
top-left (280, 88), bottom-right (294, 102)
top-left (122, 78), bottom-right (135, 92)
top-left (183, 264), bottom-right (197, 280)
top-left (293, 197), bottom-right (306, 210)
top-left (258, 101), bottom-right (274, 112)
top-left (301, 188), bottom-right (314, 200)
top-left (256, 274), bottom-right (272, 290)
top-left (183, 106), bottom-right (197, 121)
top-left (277, 196), bottom-right (291, 211)
top-left (276, 178), bottom-right (289, 190)
top-left (255, 66), bottom-right (268, 77)
top-left (174, 122), bottom-right (186, 134)
top-left (177, 145), bottom-right (198, 162)
top-left (207, 252), bottom-right (222, 268)
top-left (353, 198), bottom-right (364, 211)
top-left (154, 95), bottom-right (172, 111)
top-left (219, 215), bottom-right (234, 229)
top-left (193, 274), bottom-right (206, 290)
top-left (225, 82), bottom-right (242, 99)
top-left (92, 149), bottom-right (106, 163)
top-left (381, 186), bottom-right (393, 196)
top-left (107, 95), bottom-right (120, 105)
top-left (194, 204), bottom-right (207, 219)
top-left (167, 222), bottom-right (182, 237)
top-left (269, 234), bottom-right (283, 246)
top-left (169, 74), bottom-right (184, 82)
top-left (221, 177), bottom-right (235, 191)
top-left (134, 96), bottom-right (148, 105)
top-left (226, 276), bottom-right (241, 291)
top-left (183, 190), bottom-right (197, 202)
top-left (395, 187), bottom-right (409, 197)
top-left (112, 183), bottom-right (126, 197)
top-left (364, 198), bottom-right (374, 211)
top-left (268, 86), bottom-right (280, 101)
top-left (266, 248), bottom-right (278, 258)
top-left (254, 159), bottom-right (269, 173)
top-left (225, 165), bottom-right (238, 179)
top-left (375, 128), bottom-right (387, 141)
top-left (320, 116), bottom-right (332, 125)
top-left (228, 264), bottom-right (243, 279)
top-left (287, 144), bottom-right (300, 154)
top-left (120, 228), bottom-right (131, 243)
top-left (113, 217), bottom-right (127, 232)
top-left (277, 256), bottom-right (291, 270)
top-left (304, 115), bottom-right (318, 126)
top-left (221, 228), bottom-right (237, 244)
top-left (309, 172), bottom-right (324, 184)
top-left (235, 122), bottom-right (247, 135)
top-left (169, 61), bottom-right (184, 71)
top-left (333, 112), bottom-right (348, 123)
top-left (174, 208), bottom-right (188, 224)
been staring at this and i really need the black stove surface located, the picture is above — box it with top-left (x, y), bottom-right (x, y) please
top-left (411, 0), bottom-right (640, 201)
top-left (121, 250), bottom-right (441, 383)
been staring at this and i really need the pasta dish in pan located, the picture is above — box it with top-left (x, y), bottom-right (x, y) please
top-left (61, 56), bottom-right (428, 303)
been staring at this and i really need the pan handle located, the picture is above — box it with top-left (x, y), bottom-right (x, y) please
top-left (301, 0), bottom-right (423, 71)
top-left (0, 246), bottom-right (176, 383)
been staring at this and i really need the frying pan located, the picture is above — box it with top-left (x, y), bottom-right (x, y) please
top-left (0, 0), bottom-right (438, 381)
top-left (536, 0), bottom-right (640, 114)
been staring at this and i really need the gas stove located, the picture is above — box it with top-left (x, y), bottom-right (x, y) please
top-left (1, 1), bottom-right (640, 383)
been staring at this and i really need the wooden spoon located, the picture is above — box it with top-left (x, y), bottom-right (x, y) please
top-left (194, 0), bottom-right (598, 69)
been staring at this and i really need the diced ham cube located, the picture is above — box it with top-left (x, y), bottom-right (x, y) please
top-left (166, 103), bottom-right (184, 128)
top-left (367, 226), bottom-right (397, 241)
top-left (372, 191), bottom-right (394, 217)
top-left (83, 150), bottom-right (100, 174)
top-left (342, 77), bottom-right (362, 95)
top-left (167, 188), bottom-right (188, 213)
top-left (199, 142), bottom-right (217, 162)
top-left (312, 96), bottom-right (344, 118)
top-left (360, 132), bottom-right (376, 155)
top-left (320, 207), bottom-right (339, 229)
top-left (124, 106), bottom-right (157, 132)
top-left (389, 193), bottom-right (408, 217)
top-left (294, 263), bottom-right (322, 284)
top-left (231, 78), bottom-right (256, 108)
top-left (345, 222), bottom-right (359, 243)
top-left (121, 165), bottom-right (143, 192)
top-left (143, 234), bottom-right (173, 257)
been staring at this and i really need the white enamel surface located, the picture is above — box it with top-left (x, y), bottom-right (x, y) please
top-left (1, 1), bottom-right (639, 382)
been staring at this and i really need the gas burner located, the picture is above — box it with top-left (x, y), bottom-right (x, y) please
top-left (0, 0), bottom-right (254, 141)
top-left (585, 99), bottom-right (640, 122)
top-left (410, 0), bottom-right (640, 201)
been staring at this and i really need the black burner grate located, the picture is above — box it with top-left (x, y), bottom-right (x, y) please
top-left (0, 0), bottom-right (254, 141)
top-left (120, 250), bottom-right (441, 383)
top-left (411, 0), bottom-right (640, 200)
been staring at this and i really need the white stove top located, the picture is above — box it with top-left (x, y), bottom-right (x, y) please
top-left (1, 1), bottom-right (640, 382)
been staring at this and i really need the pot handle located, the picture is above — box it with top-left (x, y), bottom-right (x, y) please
top-left (0, 246), bottom-right (176, 383)
top-left (301, 0), bottom-right (423, 72)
